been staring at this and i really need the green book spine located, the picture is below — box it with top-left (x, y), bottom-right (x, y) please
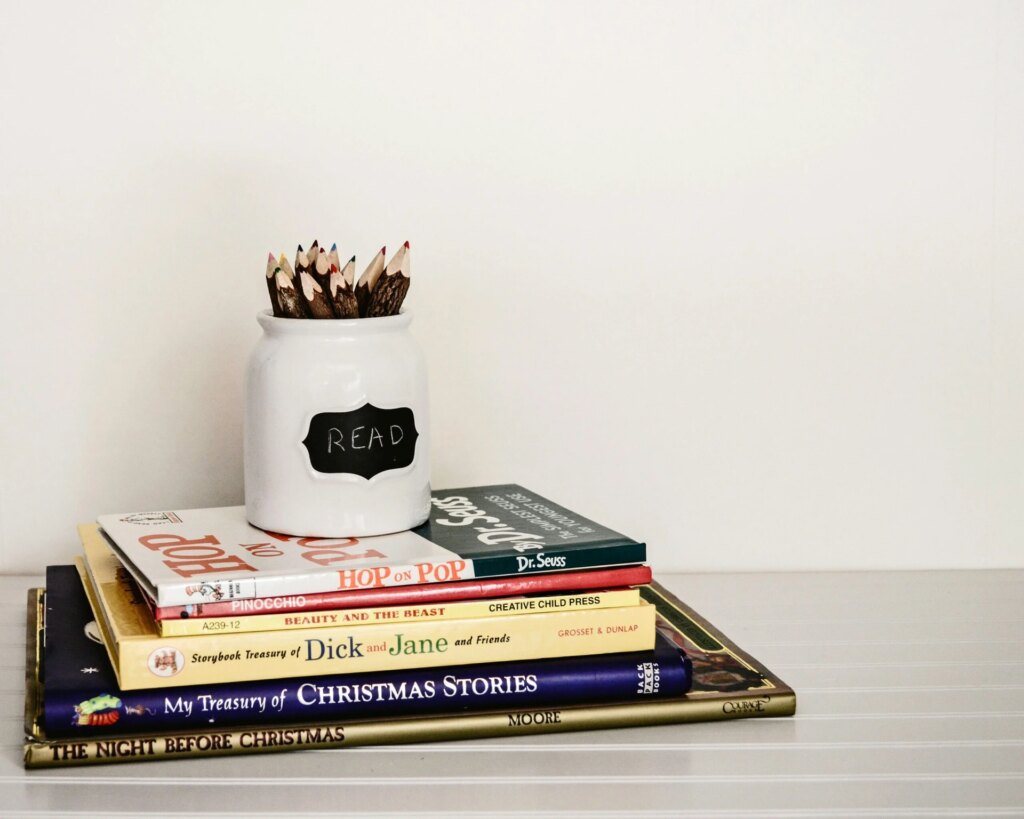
top-left (467, 541), bottom-right (646, 578)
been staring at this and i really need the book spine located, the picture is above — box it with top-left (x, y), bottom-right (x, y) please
top-left (44, 641), bottom-right (690, 738)
top-left (25, 693), bottom-right (796, 768)
top-left (152, 543), bottom-right (648, 607)
top-left (469, 541), bottom-right (647, 581)
top-left (159, 588), bottom-right (641, 636)
top-left (153, 565), bottom-right (654, 620)
top-left (115, 604), bottom-right (656, 690)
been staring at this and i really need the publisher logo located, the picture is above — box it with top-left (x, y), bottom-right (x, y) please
top-left (148, 647), bottom-right (185, 677)
top-left (119, 512), bottom-right (182, 526)
top-left (636, 661), bottom-right (661, 694)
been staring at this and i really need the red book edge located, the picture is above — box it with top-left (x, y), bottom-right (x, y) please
top-left (152, 565), bottom-right (653, 620)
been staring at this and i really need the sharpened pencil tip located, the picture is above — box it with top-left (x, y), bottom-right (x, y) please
top-left (403, 241), bottom-right (410, 249)
top-left (330, 243), bottom-right (337, 252)
top-left (297, 244), bottom-right (304, 253)
top-left (380, 246), bottom-right (386, 255)
top-left (350, 255), bottom-right (356, 263)
top-left (268, 252), bottom-right (276, 262)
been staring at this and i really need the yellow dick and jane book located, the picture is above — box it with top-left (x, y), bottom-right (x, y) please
top-left (78, 528), bottom-right (655, 691)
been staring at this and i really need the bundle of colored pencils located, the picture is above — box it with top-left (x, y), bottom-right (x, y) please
top-left (265, 241), bottom-right (411, 319)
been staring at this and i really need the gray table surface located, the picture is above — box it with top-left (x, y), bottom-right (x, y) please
top-left (1, 570), bottom-right (1022, 818)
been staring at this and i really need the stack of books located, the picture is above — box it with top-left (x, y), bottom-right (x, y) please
top-left (23, 484), bottom-right (795, 767)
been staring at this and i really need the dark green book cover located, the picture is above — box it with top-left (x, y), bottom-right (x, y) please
top-left (413, 485), bottom-right (645, 578)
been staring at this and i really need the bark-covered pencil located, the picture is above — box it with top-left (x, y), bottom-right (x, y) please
top-left (328, 257), bottom-right (359, 318)
top-left (294, 244), bottom-right (316, 315)
top-left (329, 244), bottom-right (356, 290)
top-left (265, 252), bottom-right (282, 316)
top-left (299, 268), bottom-right (335, 319)
top-left (327, 244), bottom-right (345, 281)
top-left (355, 246), bottom-right (387, 317)
top-left (274, 255), bottom-right (307, 318)
top-left (365, 241), bottom-right (411, 317)
top-left (312, 243), bottom-right (333, 294)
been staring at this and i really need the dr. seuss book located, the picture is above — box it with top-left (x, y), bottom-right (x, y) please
top-left (24, 580), bottom-right (796, 767)
top-left (35, 566), bottom-right (691, 738)
top-left (80, 532), bottom-right (655, 690)
top-left (98, 485), bottom-right (646, 607)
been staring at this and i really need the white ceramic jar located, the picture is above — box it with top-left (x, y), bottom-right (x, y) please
top-left (244, 310), bottom-right (430, 537)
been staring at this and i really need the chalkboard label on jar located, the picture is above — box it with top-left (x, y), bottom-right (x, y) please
top-left (301, 405), bottom-right (419, 479)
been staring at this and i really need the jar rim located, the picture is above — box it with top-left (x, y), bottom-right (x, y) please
top-left (256, 309), bottom-right (412, 335)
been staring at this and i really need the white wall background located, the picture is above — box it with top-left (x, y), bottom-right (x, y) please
top-left (1, 1), bottom-right (1022, 574)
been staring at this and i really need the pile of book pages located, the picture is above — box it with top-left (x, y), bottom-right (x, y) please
top-left (24, 484), bottom-right (794, 767)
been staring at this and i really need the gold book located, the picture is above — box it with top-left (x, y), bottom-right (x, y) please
top-left (24, 582), bottom-right (796, 767)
